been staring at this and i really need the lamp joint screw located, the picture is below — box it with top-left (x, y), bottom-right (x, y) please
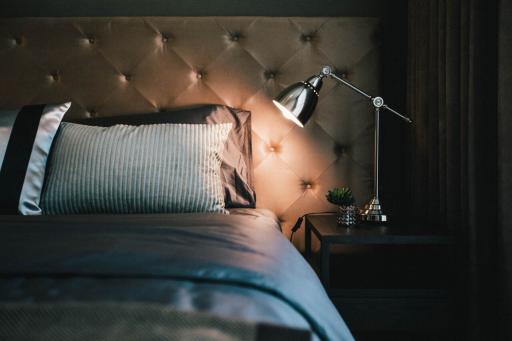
top-left (372, 97), bottom-right (384, 108)
top-left (321, 66), bottom-right (332, 76)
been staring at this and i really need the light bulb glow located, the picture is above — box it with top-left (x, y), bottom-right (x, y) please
top-left (272, 100), bottom-right (304, 128)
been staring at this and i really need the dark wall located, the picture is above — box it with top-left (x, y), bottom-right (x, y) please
top-left (0, 0), bottom-right (402, 17)
top-left (1, 0), bottom-right (409, 219)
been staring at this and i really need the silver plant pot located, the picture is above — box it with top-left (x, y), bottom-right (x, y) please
top-left (337, 205), bottom-right (357, 227)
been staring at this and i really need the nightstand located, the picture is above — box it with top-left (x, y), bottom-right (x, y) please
top-left (304, 214), bottom-right (458, 334)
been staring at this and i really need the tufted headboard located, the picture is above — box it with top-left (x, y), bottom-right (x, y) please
top-left (0, 17), bottom-right (380, 248)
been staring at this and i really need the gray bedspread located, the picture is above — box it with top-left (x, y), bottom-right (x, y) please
top-left (0, 209), bottom-right (353, 340)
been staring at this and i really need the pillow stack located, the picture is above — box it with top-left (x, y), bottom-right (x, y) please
top-left (0, 103), bottom-right (255, 215)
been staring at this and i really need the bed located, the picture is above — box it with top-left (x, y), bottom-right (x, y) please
top-left (0, 17), bottom-right (381, 340)
top-left (0, 210), bottom-right (351, 340)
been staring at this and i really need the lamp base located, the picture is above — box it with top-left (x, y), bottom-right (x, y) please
top-left (359, 197), bottom-right (387, 223)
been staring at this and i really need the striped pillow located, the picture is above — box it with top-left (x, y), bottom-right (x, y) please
top-left (0, 103), bottom-right (71, 215)
top-left (41, 122), bottom-right (232, 214)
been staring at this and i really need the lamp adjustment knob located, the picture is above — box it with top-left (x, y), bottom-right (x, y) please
top-left (321, 66), bottom-right (332, 76)
top-left (372, 97), bottom-right (384, 108)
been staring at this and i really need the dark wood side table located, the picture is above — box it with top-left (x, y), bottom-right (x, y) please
top-left (304, 214), bottom-right (457, 334)
top-left (305, 214), bottom-right (453, 289)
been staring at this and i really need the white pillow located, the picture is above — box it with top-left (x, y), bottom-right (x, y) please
top-left (41, 122), bottom-right (232, 214)
top-left (0, 103), bottom-right (71, 215)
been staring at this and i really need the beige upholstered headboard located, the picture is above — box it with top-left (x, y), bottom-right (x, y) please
top-left (0, 17), bottom-right (380, 248)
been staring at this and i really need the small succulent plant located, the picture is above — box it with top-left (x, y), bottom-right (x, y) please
top-left (326, 187), bottom-right (355, 207)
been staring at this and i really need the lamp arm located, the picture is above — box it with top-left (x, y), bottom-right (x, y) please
top-left (320, 66), bottom-right (412, 123)
top-left (380, 104), bottom-right (412, 123)
top-left (327, 70), bottom-right (372, 100)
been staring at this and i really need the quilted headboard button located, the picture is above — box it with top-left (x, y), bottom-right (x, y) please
top-left (334, 68), bottom-right (349, 79)
top-left (87, 109), bottom-right (98, 117)
top-left (196, 71), bottom-right (206, 80)
top-left (264, 71), bottom-right (277, 80)
top-left (268, 144), bottom-right (282, 153)
top-left (334, 144), bottom-right (348, 158)
top-left (11, 37), bottom-right (21, 46)
top-left (302, 181), bottom-right (313, 190)
top-left (49, 72), bottom-right (60, 82)
top-left (87, 36), bottom-right (96, 44)
top-left (301, 33), bottom-right (314, 42)
top-left (230, 32), bottom-right (242, 42)
top-left (123, 74), bottom-right (132, 81)
top-left (161, 34), bottom-right (169, 43)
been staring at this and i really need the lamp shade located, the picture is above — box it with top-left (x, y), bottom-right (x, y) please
top-left (273, 75), bottom-right (323, 127)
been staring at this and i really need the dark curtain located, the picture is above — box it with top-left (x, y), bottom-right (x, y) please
top-left (407, 0), bottom-right (501, 339)
top-left (498, 0), bottom-right (512, 338)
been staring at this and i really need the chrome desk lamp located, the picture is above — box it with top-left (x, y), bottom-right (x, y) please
top-left (273, 66), bottom-right (412, 223)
